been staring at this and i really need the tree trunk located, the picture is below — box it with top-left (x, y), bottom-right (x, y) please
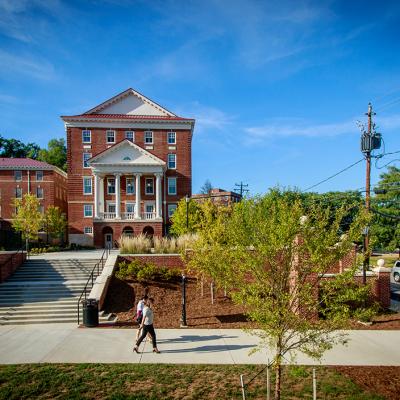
top-left (274, 361), bottom-right (281, 400)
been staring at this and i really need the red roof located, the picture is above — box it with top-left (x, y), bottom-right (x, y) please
top-left (0, 158), bottom-right (54, 169)
top-left (61, 113), bottom-right (193, 121)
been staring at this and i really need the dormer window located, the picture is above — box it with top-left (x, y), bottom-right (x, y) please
top-left (106, 130), bottom-right (115, 143)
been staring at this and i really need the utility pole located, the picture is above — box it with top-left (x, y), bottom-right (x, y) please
top-left (360, 103), bottom-right (381, 284)
top-left (234, 181), bottom-right (249, 198)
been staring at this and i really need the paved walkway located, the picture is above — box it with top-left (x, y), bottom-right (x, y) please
top-left (0, 325), bottom-right (399, 365)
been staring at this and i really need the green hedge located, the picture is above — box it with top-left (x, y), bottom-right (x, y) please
top-left (115, 260), bottom-right (181, 282)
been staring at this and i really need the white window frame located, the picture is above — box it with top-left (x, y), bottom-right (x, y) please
top-left (15, 171), bottom-right (22, 181)
top-left (107, 202), bottom-right (116, 213)
top-left (167, 131), bottom-right (176, 144)
top-left (144, 131), bottom-right (153, 144)
top-left (36, 187), bottom-right (44, 199)
top-left (82, 130), bottom-right (91, 143)
top-left (167, 177), bottom-right (177, 195)
top-left (106, 130), bottom-right (115, 144)
top-left (145, 202), bottom-right (155, 213)
top-left (145, 177), bottom-right (154, 195)
top-left (168, 153), bottom-right (176, 169)
top-left (83, 153), bottom-right (91, 168)
top-left (125, 131), bottom-right (135, 141)
top-left (126, 177), bottom-right (135, 195)
top-left (84, 204), bottom-right (93, 218)
top-left (83, 177), bottom-right (92, 195)
top-left (107, 178), bottom-right (116, 195)
top-left (36, 171), bottom-right (43, 181)
top-left (84, 226), bottom-right (93, 234)
top-left (15, 187), bottom-right (23, 199)
top-left (168, 204), bottom-right (177, 218)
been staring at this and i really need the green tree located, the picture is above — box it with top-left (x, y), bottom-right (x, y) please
top-left (38, 138), bottom-right (67, 171)
top-left (44, 206), bottom-right (67, 243)
top-left (0, 134), bottom-right (41, 159)
top-left (187, 189), bottom-right (372, 400)
top-left (12, 194), bottom-right (43, 252)
top-left (170, 198), bottom-right (203, 235)
top-left (370, 166), bottom-right (400, 250)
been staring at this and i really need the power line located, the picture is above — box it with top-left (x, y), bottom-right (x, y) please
top-left (234, 181), bottom-right (249, 197)
top-left (302, 158), bottom-right (364, 192)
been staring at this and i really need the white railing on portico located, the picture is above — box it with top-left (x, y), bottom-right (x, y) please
top-left (142, 212), bottom-right (156, 220)
top-left (121, 212), bottom-right (135, 220)
top-left (101, 212), bottom-right (116, 219)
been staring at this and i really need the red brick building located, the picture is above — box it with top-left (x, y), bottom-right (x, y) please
top-left (0, 158), bottom-right (68, 245)
top-left (192, 188), bottom-right (242, 206)
top-left (61, 88), bottom-right (195, 248)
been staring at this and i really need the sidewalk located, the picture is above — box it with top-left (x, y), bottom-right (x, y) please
top-left (0, 325), bottom-right (399, 365)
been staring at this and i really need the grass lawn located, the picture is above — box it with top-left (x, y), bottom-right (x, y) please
top-left (370, 253), bottom-right (398, 267)
top-left (0, 364), bottom-right (384, 400)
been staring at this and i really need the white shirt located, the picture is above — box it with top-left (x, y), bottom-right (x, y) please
top-left (137, 299), bottom-right (145, 313)
top-left (142, 306), bottom-right (154, 325)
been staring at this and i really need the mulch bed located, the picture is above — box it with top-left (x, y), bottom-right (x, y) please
top-left (103, 275), bottom-right (400, 330)
top-left (335, 366), bottom-right (400, 400)
top-left (103, 276), bottom-right (258, 329)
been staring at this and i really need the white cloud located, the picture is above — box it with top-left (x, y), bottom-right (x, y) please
top-left (0, 49), bottom-right (56, 80)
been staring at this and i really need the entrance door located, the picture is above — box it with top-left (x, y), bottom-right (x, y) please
top-left (104, 233), bottom-right (113, 249)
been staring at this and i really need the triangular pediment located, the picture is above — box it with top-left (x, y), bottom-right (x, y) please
top-left (89, 140), bottom-right (166, 167)
top-left (84, 88), bottom-right (175, 117)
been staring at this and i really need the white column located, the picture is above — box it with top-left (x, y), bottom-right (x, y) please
top-left (134, 173), bottom-right (141, 219)
top-left (155, 172), bottom-right (162, 219)
top-left (93, 173), bottom-right (99, 219)
top-left (115, 173), bottom-right (121, 219)
top-left (99, 176), bottom-right (104, 215)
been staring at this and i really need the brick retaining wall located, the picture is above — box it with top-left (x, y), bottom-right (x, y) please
top-left (0, 251), bottom-right (26, 283)
top-left (118, 254), bottom-right (184, 269)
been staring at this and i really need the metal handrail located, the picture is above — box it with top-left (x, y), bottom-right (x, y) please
top-left (77, 246), bottom-right (111, 325)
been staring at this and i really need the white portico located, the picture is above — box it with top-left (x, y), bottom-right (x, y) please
top-left (88, 139), bottom-right (166, 222)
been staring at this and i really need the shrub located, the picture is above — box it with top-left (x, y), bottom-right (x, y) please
top-left (115, 260), bottom-right (182, 282)
top-left (119, 234), bottom-right (151, 254)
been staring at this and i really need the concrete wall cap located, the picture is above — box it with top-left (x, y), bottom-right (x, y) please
top-left (372, 266), bottom-right (392, 273)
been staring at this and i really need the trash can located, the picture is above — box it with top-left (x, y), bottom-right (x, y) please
top-left (82, 299), bottom-right (99, 327)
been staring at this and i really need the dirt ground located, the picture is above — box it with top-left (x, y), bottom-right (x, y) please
top-left (103, 276), bottom-right (258, 328)
top-left (335, 366), bottom-right (400, 400)
top-left (103, 276), bottom-right (400, 330)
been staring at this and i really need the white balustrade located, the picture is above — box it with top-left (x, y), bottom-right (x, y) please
top-left (101, 212), bottom-right (116, 220)
top-left (121, 212), bottom-right (135, 220)
top-left (142, 212), bottom-right (156, 220)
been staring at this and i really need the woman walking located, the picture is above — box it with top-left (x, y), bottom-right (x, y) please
top-left (135, 293), bottom-right (148, 341)
top-left (133, 297), bottom-right (160, 354)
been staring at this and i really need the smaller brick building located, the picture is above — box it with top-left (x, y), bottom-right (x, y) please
top-left (0, 158), bottom-right (68, 247)
top-left (192, 188), bottom-right (242, 206)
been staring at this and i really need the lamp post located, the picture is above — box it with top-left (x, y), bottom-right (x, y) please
top-left (362, 226), bottom-right (370, 285)
top-left (185, 195), bottom-right (190, 230)
top-left (180, 273), bottom-right (188, 327)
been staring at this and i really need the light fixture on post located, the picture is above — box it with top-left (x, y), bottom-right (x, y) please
top-left (180, 273), bottom-right (188, 327)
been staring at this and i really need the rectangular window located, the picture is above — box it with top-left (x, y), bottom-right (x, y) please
top-left (106, 130), bottom-right (115, 143)
top-left (83, 153), bottom-right (91, 168)
top-left (82, 130), bottom-right (91, 143)
top-left (168, 131), bottom-right (176, 144)
top-left (126, 203), bottom-right (135, 213)
top-left (36, 187), bottom-right (44, 199)
top-left (107, 203), bottom-right (116, 213)
top-left (168, 153), bottom-right (176, 169)
top-left (167, 177), bottom-right (177, 195)
top-left (168, 204), bottom-right (177, 218)
top-left (15, 171), bottom-right (22, 181)
top-left (84, 204), bottom-right (93, 217)
top-left (107, 178), bottom-right (115, 194)
top-left (15, 187), bottom-right (22, 198)
top-left (145, 177), bottom-right (154, 195)
top-left (144, 131), bottom-right (153, 144)
top-left (146, 203), bottom-right (154, 213)
top-left (84, 226), bottom-right (93, 234)
top-left (126, 177), bottom-right (135, 195)
top-left (125, 131), bottom-right (134, 141)
top-left (83, 177), bottom-right (92, 195)
top-left (36, 171), bottom-right (43, 181)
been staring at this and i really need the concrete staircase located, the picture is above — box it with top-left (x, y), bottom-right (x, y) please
top-left (0, 258), bottom-right (116, 325)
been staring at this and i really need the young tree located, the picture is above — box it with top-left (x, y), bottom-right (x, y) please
top-left (44, 206), bottom-right (67, 244)
top-left (199, 179), bottom-right (212, 194)
top-left (170, 198), bottom-right (202, 236)
top-left (38, 138), bottom-right (67, 171)
top-left (187, 190), bottom-right (371, 399)
top-left (12, 194), bottom-right (43, 252)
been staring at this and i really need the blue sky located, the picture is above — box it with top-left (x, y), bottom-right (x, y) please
top-left (0, 0), bottom-right (399, 194)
